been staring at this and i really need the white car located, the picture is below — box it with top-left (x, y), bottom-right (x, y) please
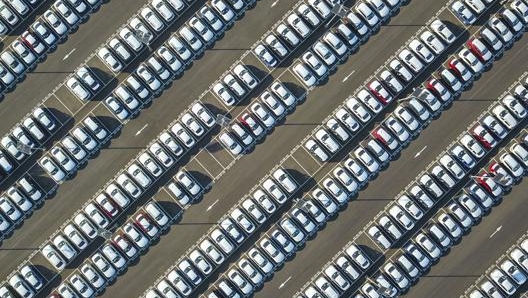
top-left (250, 102), bottom-right (275, 128)
top-left (67, 77), bottom-right (90, 101)
top-left (323, 31), bottom-right (348, 57)
top-left (355, 2), bottom-right (379, 27)
top-left (253, 43), bottom-right (277, 67)
top-left (276, 23), bottom-right (300, 47)
top-left (489, 269), bottom-right (516, 295)
top-left (384, 116), bottom-right (410, 144)
top-left (176, 171), bottom-right (201, 196)
top-left (43, 10), bottom-right (68, 37)
top-left (63, 223), bottom-right (87, 250)
top-left (220, 131), bottom-right (243, 155)
top-left (399, 49), bottom-right (424, 73)
top-left (179, 26), bottom-right (204, 52)
top-left (0, 196), bottom-right (22, 223)
top-left (323, 178), bottom-right (348, 204)
top-left (50, 146), bottom-right (76, 173)
top-left (80, 264), bottom-right (105, 289)
top-left (287, 13), bottom-right (311, 38)
top-left (223, 74), bottom-right (246, 98)
top-left (171, 123), bottom-right (195, 148)
top-left (459, 48), bottom-right (484, 74)
top-left (40, 156), bottom-right (66, 182)
top-left (293, 62), bottom-right (317, 87)
top-left (389, 59), bottom-right (413, 83)
top-left (273, 169), bottom-right (297, 193)
top-left (20, 265), bottom-right (43, 291)
top-left (420, 30), bottom-right (445, 54)
top-left (136, 65), bottom-right (162, 92)
top-left (439, 69), bottom-right (462, 93)
top-left (415, 233), bottom-right (441, 260)
top-left (488, 16), bottom-right (513, 43)
top-left (451, 1), bottom-right (476, 25)
top-left (502, 95), bottom-right (526, 119)
top-left (233, 64), bottom-right (258, 90)
top-left (262, 178), bottom-right (287, 204)
top-left (345, 97), bottom-right (372, 123)
top-left (439, 154), bottom-right (465, 180)
top-left (366, 0), bottom-right (389, 19)
top-left (22, 118), bottom-right (45, 141)
top-left (11, 40), bottom-right (36, 66)
top-left (389, 205), bottom-right (415, 230)
top-left (410, 39), bottom-right (435, 64)
top-left (460, 134), bottom-right (485, 158)
top-left (308, 0), bottom-right (331, 19)
top-left (211, 0), bottom-right (235, 23)
top-left (315, 129), bottom-right (340, 153)
top-left (140, 7), bottom-right (164, 32)
top-left (54, 1), bottom-right (79, 26)
top-left (265, 34), bottom-right (288, 58)
top-left (200, 6), bottom-right (223, 32)
top-left (105, 96), bottom-right (129, 120)
top-left (189, 16), bottom-right (214, 43)
top-left (42, 244), bottom-right (65, 270)
top-left (261, 91), bottom-right (286, 118)
top-left (420, 174), bottom-right (444, 200)
top-left (500, 259), bottom-right (527, 285)
top-left (354, 147), bottom-right (379, 173)
top-left (98, 47), bottom-right (122, 72)
top-left (298, 4), bottom-right (320, 27)
top-left (213, 82), bottom-right (236, 106)
top-left (326, 118), bottom-right (349, 142)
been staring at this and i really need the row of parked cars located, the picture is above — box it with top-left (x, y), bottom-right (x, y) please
top-left (37, 115), bottom-right (109, 183)
top-left (0, 198), bottom-right (171, 298)
top-left (304, 0), bottom-right (528, 165)
top-left (0, 107), bottom-right (56, 177)
top-left (291, 127), bottom-right (527, 298)
top-left (466, 236), bottom-right (528, 298)
top-left (353, 135), bottom-right (528, 298)
top-left (190, 5), bottom-right (518, 297)
top-left (292, 0), bottom-right (411, 88)
top-left (42, 201), bottom-right (171, 298)
top-left (290, 3), bottom-right (528, 295)
top-left (98, 0), bottom-right (258, 120)
top-left (252, 0), bottom-right (341, 70)
top-left (0, 0), bottom-right (60, 35)
top-left (217, 80), bottom-right (299, 155)
top-left (0, 0), bottom-right (102, 95)
top-left (143, 168), bottom-right (298, 298)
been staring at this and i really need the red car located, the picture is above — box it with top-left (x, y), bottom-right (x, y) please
top-left (371, 127), bottom-right (398, 150)
top-left (368, 80), bottom-right (393, 105)
top-left (466, 38), bottom-right (492, 62)
top-left (447, 58), bottom-right (473, 82)
top-left (471, 125), bottom-right (497, 149)
top-left (476, 172), bottom-right (503, 197)
top-left (488, 162), bottom-right (513, 186)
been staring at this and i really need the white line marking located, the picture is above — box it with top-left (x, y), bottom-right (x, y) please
top-left (63, 48), bottom-right (76, 61)
top-left (414, 145), bottom-right (428, 158)
top-left (194, 158), bottom-right (214, 177)
top-left (51, 94), bottom-right (74, 114)
top-left (342, 70), bottom-right (356, 82)
top-left (206, 199), bottom-right (219, 212)
top-left (271, 0), bottom-right (279, 7)
top-left (489, 226), bottom-right (503, 239)
top-left (135, 124), bottom-right (149, 136)
top-left (279, 276), bottom-right (292, 289)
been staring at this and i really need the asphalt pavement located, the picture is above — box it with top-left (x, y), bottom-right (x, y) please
top-left (0, 0), bottom-right (526, 298)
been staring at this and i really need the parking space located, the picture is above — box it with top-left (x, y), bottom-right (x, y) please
top-left (52, 87), bottom-right (86, 114)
